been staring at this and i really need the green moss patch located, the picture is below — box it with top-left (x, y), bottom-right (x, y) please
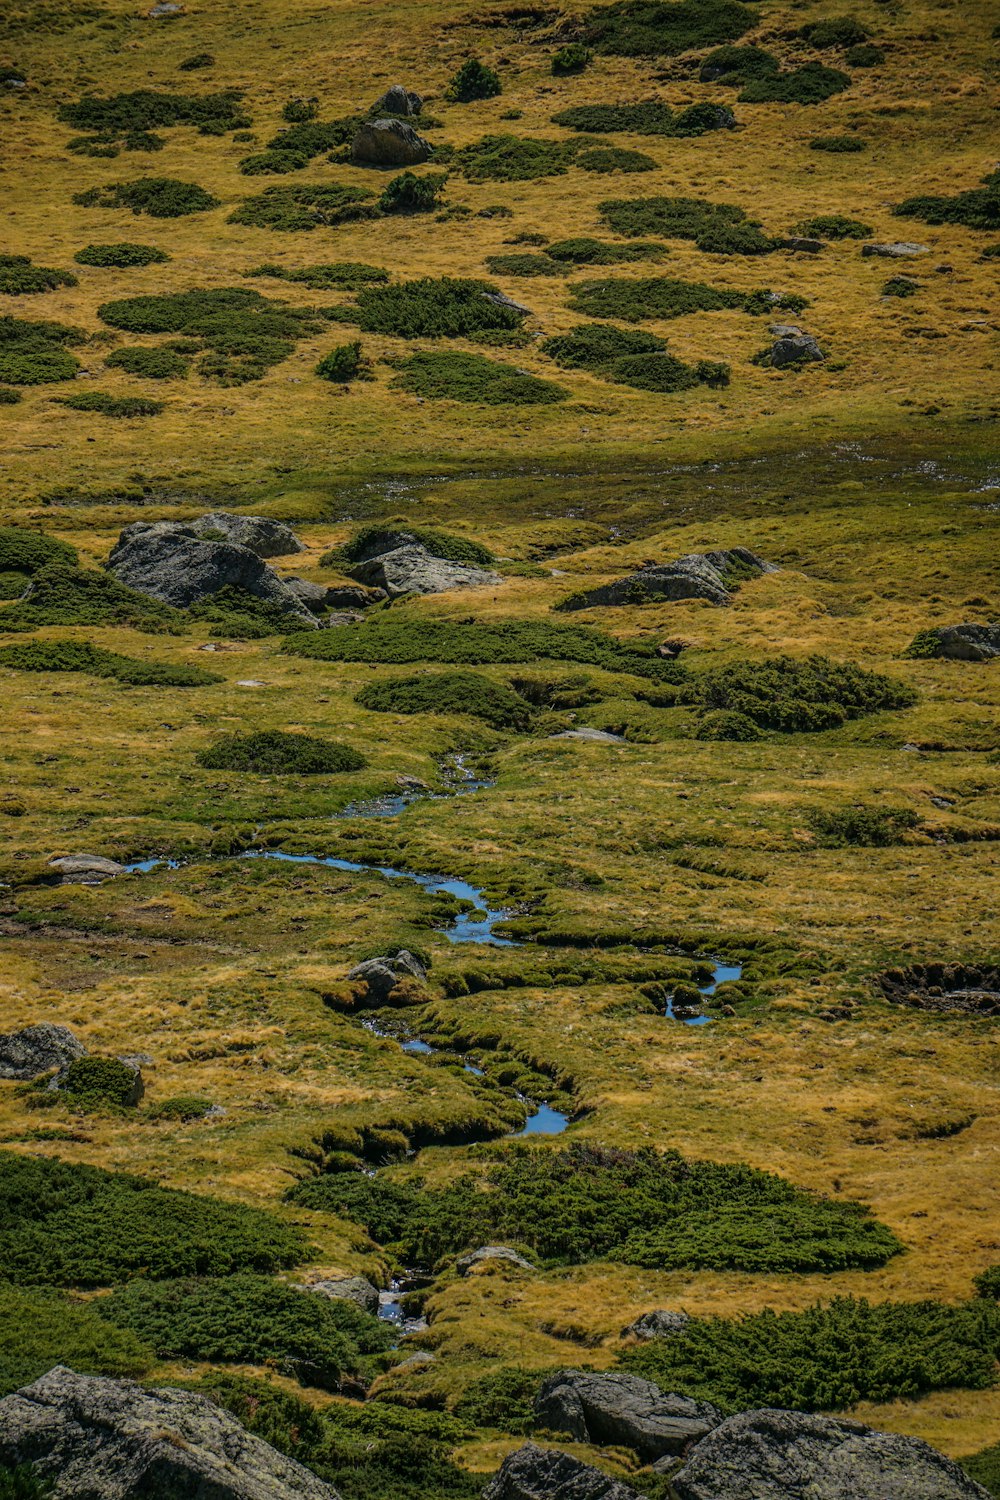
top-left (0, 564), bottom-right (183, 634)
top-left (73, 177), bottom-right (220, 217)
top-left (894, 168), bottom-right (1000, 232)
top-left (0, 255), bottom-right (77, 295)
top-left (584, 0), bottom-right (758, 57)
top-left (389, 350), bottom-right (566, 404)
top-left (0, 639), bottom-right (220, 686)
top-left (356, 671), bottom-right (537, 730)
top-left (245, 261), bottom-right (388, 290)
top-left (74, 242), bottom-right (169, 267)
top-left (0, 316), bottom-right (84, 385)
top-left (0, 1284), bottom-right (152, 1399)
top-left (55, 392), bottom-right (164, 418)
top-left (196, 729), bottom-right (366, 774)
top-left (228, 183), bottom-right (377, 232)
top-left (599, 194), bottom-right (774, 254)
top-left (738, 62), bottom-right (851, 104)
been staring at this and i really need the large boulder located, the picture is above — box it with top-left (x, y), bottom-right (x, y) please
top-left (559, 547), bottom-right (776, 611)
top-left (484, 1442), bottom-right (642, 1500)
top-left (534, 1371), bottom-right (720, 1462)
top-left (768, 329), bottom-right (825, 367)
top-left (620, 1308), bottom-right (691, 1341)
top-left (351, 118), bottom-right (432, 166)
top-left (46, 854), bottom-right (125, 885)
top-left (324, 584), bottom-right (386, 609)
top-left (303, 1276), bottom-right (380, 1315)
top-left (909, 623), bottom-right (1000, 661)
top-left (456, 1246), bottom-right (535, 1275)
top-left (346, 949), bottom-right (428, 1004)
top-left (0, 1366), bottom-right (339, 1500)
top-left (346, 543), bottom-right (500, 598)
top-left (107, 524), bottom-right (316, 624)
top-left (0, 1024), bottom-right (86, 1081)
top-left (861, 241), bottom-right (931, 258)
top-left (374, 83), bottom-right (423, 117)
top-left (671, 1408), bottom-right (992, 1500)
top-left (184, 512), bottom-right (304, 558)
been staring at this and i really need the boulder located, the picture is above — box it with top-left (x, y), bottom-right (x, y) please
top-left (0, 1366), bottom-right (339, 1500)
top-left (184, 512), bottom-right (304, 558)
top-left (484, 1442), bottom-right (642, 1500)
top-left (346, 949), bottom-right (428, 1003)
top-left (861, 242), bottom-right (931, 258)
top-left (346, 543), bottom-right (500, 598)
top-left (304, 1277), bottom-right (380, 1315)
top-left (351, 118), bottom-right (432, 166)
top-left (909, 623), bottom-right (1000, 662)
top-left (550, 728), bottom-right (625, 744)
top-left (322, 611), bottom-right (366, 627)
top-left (620, 1309), bottom-right (691, 1341)
top-left (769, 331), bottom-right (825, 367)
top-left (107, 524), bottom-right (316, 625)
top-left (324, 584), bottom-right (386, 609)
top-left (559, 547), bottom-right (776, 611)
top-left (47, 854), bottom-right (125, 885)
top-left (0, 1024), bottom-right (86, 1081)
top-left (671, 1408), bottom-right (992, 1500)
top-left (375, 83), bottom-right (423, 117)
top-left (534, 1371), bottom-right (721, 1462)
top-left (283, 578), bottom-right (330, 612)
top-left (456, 1246), bottom-right (535, 1275)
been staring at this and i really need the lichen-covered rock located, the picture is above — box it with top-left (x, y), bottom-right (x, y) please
top-left (0, 1024), bottom-right (86, 1081)
top-left (671, 1408), bottom-right (992, 1500)
top-left (283, 577), bottom-right (330, 612)
top-left (304, 1277), bottom-right (380, 1315)
top-left (908, 623), bottom-right (1000, 661)
top-left (185, 512), bottom-right (304, 558)
top-left (558, 547), bottom-right (776, 611)
top-left (324, 584), bottom-right (386, 609)
top-left (46, 854), bottom-right (125, 885)
top-left (351, 118), bottom-right (432, 166)
top-left (484, 1442), bottom-right (642, 1500)
top-left (0, 1366), bottom-right (339, 1500)
top-left (346, 949), bottom-right (428, 1003)
top-left (347, 543), bottom-right (500, 598)
top-left (534, 1371), bottom-right (720, 1462)
top-left (620, 1308), bottom-right (691, 1341)
top-left (456, 1245), bottom-right (535, 1275)
top-left (769, 331), bottom-right (825, 367)
top-left (861, 241), bottom-right (931, 257)
top-left (374, 84), bottom-right (423, 117)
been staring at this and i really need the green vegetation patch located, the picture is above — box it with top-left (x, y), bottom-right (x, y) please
top-left (0, 388), bottom-right (21, 407)
top-left (844, 42), bottom-right (884, 67)
top-left (0, 254), bottom-right (77, 295)
top-left (379, 170), bottom-right (448, 215)
top-left (961, 1445), bottom-right (1000, 1499)
top-left (246, 261), bottom-right (388, 290)
top-left (584, 0), bottom-right (759, 57)
top-left (196, 730), bottom-right (366, 774)
top-left (288, 1143), bottom-right (901, 1272)
top-left (792, 213), bottom-right (872, 239)
top-left (74, 242), bottom-right (169, 267)
top-left (552, 43), bottom-right (592, 74)
top-left (0, 639), bottom-right (220, 687)
top-left (677, 655), bottom-right (916, 732)
top-left (327, 524), bottom-right (495, 569)
top-left (348, 277), bottom-right (526, 339)
top-left (73, 177), bottom-right (220, 217)
top-left (356, 671), bottom-right (537, 730)
top-left (446, 58), bottom-right (502, 102)
top-left (486, 254), bottom-right (566, 277)
top-left (894, 169), bottom-right (1000, 233)
top-left (97, 1274), bottom-right (392, 1391)
top-left (0, 564), bottom-right (182, 634)
top-left (807, 805), bottom-right (919, 847)
top-left (58, 88), bottom-right (249, 136)
top-left (799, 17), bottom-right (869, 48)
top-left (389, 350), bottom-right (566, 405)
top-left (0, 527), bottom-right (76, 576)
top-left (105, 345), bottom-right (189, 379)
top-left (55, 392), bottom-right (164, 417)
top-left (542, 322), bottom-right (666, 368)
top-left (454, 134), bottom-right (655, 184)
top-left (228, 183), bottom-right (377, 232)
top-left (0, 1284), bottom-right (151, 1399)
top-left (621, 1296), bottom-right (1000, 1413)
top-left (317, 341), bottom-right (368, 383)
top-left (738, 62), bottom-right (851, 104)
top-left (53, 1056), bottom-right (141, 1109)
top-left (567, 275), bottom-right (797, 322)
top-left (599, 195), bottom-right (774, 254)
top-left (699, 43), bottom-right (778, 82)
top-left (544, 237), bottom-right (668, 263)
top-left (552, 100), bottom-right (734, 137)
top-left (0, 316), bottom-right (84, 385)
top-left (0, 1151), bottom-right (309, 1286)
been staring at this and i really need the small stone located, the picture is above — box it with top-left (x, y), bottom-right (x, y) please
top-left (302, 1277), bottom-right (380, 1315)
top-left (485, 1442), bottom-right (642, 1500)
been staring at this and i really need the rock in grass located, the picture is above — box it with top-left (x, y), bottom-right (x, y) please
top-left (456, 1245), bottom-right (535, 1275)
top-left (374, 84), bottom-right (423, 117)
top-left (0, 1024), bottom-right (86, 1081)
top-left (484, 1442), bottom-right (642, 1500)
top-left (671, 1408), bottom-right (993, 1500)
top-left (620, 1309), bottom-right (691, 1341)
top-left (558, 547), bottom-right (776, 611)
top-left (860, 241), bottom-right (931, 258)
top-left (346, 949), bottom-right (427, 1003)
top-left (550, 727), bottom-right (625, 743)
top-left (347, 542), bottom-right (500, 598)
top-left (324, 584), bottom-right (386, 609)
top-left (182, 512), bottom-right (304, 558)
top-left (0, 1366), bottom-right (339, 1500)
top-left (303, 1276), bottom-right (380, 1315)
top-left (352, 118), bottom-right (432, 166)
top-left (283, 577), bottom-right (330, 612)
top-left (906, 623), bottom-right (1000, 661)
top-left (535, 1371), bottom-right (721, 1462)
top-left (768, 330), bottom-right (825, 367)
top-left (46, 854), bottom-right (125, 885)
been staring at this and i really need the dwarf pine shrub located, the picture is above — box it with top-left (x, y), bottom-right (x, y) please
top-left (894, 168), bottom-right (1000, 232)
top-left (446, 59), bottom-right (502, 102)
top-left (0, 639), bottom-right (220, 686)
top-left (799, 17), bottom-right (869, 48)
top-left (552, 100), bottom-right (676, 134)
top-left (738, 62), bottom-right (851, 104)
top-left (0, 387), bottom-right (22, 406)
top-left (599, 194), bottom-right (774, 253)
top-left (0, 255), bottom-right (77, 295)
top-left (105, 346), bottom-right (189, 379)
top-left (350, 277), bottom-right (526, 338)
top-left (389, 350), bottom-right (566, 404)
top-left (196, 730), bottom-right (366, 774)
top-left (73, 177), bottom-right (220, 217)
top-left (542, 322), bottom-right (666, 368)
top-left (699, 44), bottom-right (779, 82)
top-left (807, 805), bottom-right (919, 846)
top-left (0, 565), bottom-right (183, 633)
top-left (245, 261), bottom-right (388, 290)
top-left (378, 170), bottom-right (448, 214)
top-left (0, 527), bottom-right (77, 575)
top-left (54, 1056), bottom-right (140, 1109)
top-left (544, 236), bottom-right (668, 263)
top-left (584, 0), bottom-right (759, 57)
top-left (228, 183), bottom-right (376, 231)
top-left (793, 213), bottom-right (873, 239)
top-left (356, 671), bottom-right (537, 730)
top-left (0, 316), bottom-right (83, 385)
top-left (810, 134), bottom-right (865, 152)
top-left (0, 1284), bottom-right (151, 1399)
top-left (552, 43), bottom-right (592, 73)
top-left (679, 655), bottom-right (916, 732)
top-left (74, 242), bottom-right (169, 266)
top-left (328, 524), bottom-right (495, 569)
top-left (316, 341), bottom-right (367, 382)
top-left (568, 275), bottom-right (762, 321)
top-left (486, 253), bottom-right (565, 276)
top-left (56, 392), bottom-right (164, 417)
top-left (59, 89), bottom-right (249, 135)
top-left (845, 42), bottom-right (885, 66)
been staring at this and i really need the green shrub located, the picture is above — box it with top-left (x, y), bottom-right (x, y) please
top-left (807, 805), bottom-right (919, 847)
top-left (55, 1056), bottom-right (141, 1109)
top-left (0, 316), bottom-right (83, 385)
top-left (486, 253), bottom-right (565, 277)
top-left (187, 585), bottom-right (307, 639)
top-left (961, 1445), bottom-right (1000, 1499)
top-left (105, 345), bottom-right (189, 379)
top-left (0, 639), bottom-right (220, 686)
top-left (598, 194), bottom-right (774, 254)
top-left (543, 236), bottom-right (668, 263)
top-left (792, 213), bottom-right (872, 239)
top-left (0, 1151), bottom-right (309, 1285)
top-left (288, 1142), bottom-right (901, 1272)
top-left (189, 1374), bottom-right (327, 1461)
top-left (678, 655), bottom-right (916, 732)
top-left (238, 148), bottom-right (312, 176)
top-left (0, 1464), bottom-right (54, 1499)
top-left (621, 1295), bottom-right (1000, 1414)
top-left (568, 275), bottom-right (774, 321)
top-left (147, 1095), bottom-right (215, 1121)
top-left (98, 1274), bottom-right (392, 1391)
top-left (604, 350), bottom-right (729, 392)
top-left (542, 322), bottom-right (666, 369)
top-left (74, 241), bottom-right (169, 267)
top-left (73, 177), bottom-right (220, 217)
top-left (552, 43), bottom-right (592, 73)
top-left (59, 89), bottom-right (249, 135)
top-left (266, 116), bottom-right (361, 160)
top-left (378, 170), bottom-right (448, 215)
top-left (0, 1284), bottom-right (151, 1399)
top-left (738, 63), bottom-right (851, 104)
top-left (196, 730), bottom-right (366, 774)
top-left (446, 59), bottom-right (502, 102)
top-left (695, 709), bottom-right (762, 741)
top-left (882, 275), bottom-right (918, 297)
top-left (56, 392), bottom-right (164, 417)
top-left (283, 98), bottom-right (318, 123)
top-left (350, 277), bottom-right (526, 338)
top-left (228, 183), bottom-right (376, 232)
top-left (68, 129), bottom-right (166, 155)
top-left (699, 44), bottom-right (778, 82)
top-left (390, 350), bottom-right (566, 404)
top-left (356, 671), bottom-right (536, 730)
top-left (453, 134), bottom-right (572, 182)
top-left (584, 0), bottom-right (759, 57)
top-left (974, 1265), bottom-right (1000, 1300)
top-left (0, 565), bottom-right (182, 634)
top-left (454, 1366), bottom-right (543, 1434)
top-left (246, 261), bottom-right (388, 290)
top-left (845, 42), bottom-right (884, 66)
top-left (799, 17), bottom-right (869, 48)
top-left (576, 144), bottom-right (656, 174)
top-left (552, 101), bottom-right (676, 135)
top-left (0, 255), bottom-right (77, 295)
top-left (329, 524), bottom-right (495, 569)
top-left (809, 134), bottom-right (865, 152)
top-left (178, 53), bottom-right (214, 71)
top-left (894, 169), bottom-right (1000, 232)
top-left (317, 341), bottom-right (367, 382)
top-left (0, 387), bottom-right (22, 406)
top-left (0, 572), bottom-right (27, 597)
top-left (0, 526), bottom-right (77, 575)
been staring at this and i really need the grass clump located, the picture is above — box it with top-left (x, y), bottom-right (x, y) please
top-left (543, 237), bottom-right (667, 263)
top-left (0, 564), bottom-right (182, 634)
top-left (0, 255), bottom-right (77, 295)
top-left (228, 183), bottom-right (376, 232)
top-left (288, 1143), bottom-right (901, 1272)
top-left (598, 195), bottom-right (774, 254)
top-left (350, 277), bottom-right (526, 338)
top-left (567, 274), bottom-right (789, 321)
top-left (389, 350), bottom-right (566, 405)
top-left (807, 805), bottom-right (919, 847)
top-left (584, 0), bottom-right (759, 58)
top-left (699, 43), bottom-right (778, 82)
top-left (74, 242), bottom-right (169, 267)
top-left (245, 261), bottom-right (388, 290)
top-left (0, 1284), bottom-right (151, 1399)
top-left (97, 1274), bottom-right (392, 1391)
top-left (378, 170), bottom-right (448, 215)
top-left (0, 639), bottom-right (220, 686)
top-left (105, 346), bottom-right (188, 379)
top-left (73, 177), bottom-right (220, 217)
top-left (792, 213), bottom-right (872, 239)
top-left (575, 144), bottom-right (656, 174)
top-left (738, 62), bottom-right (851, 104)
top-left (446, 58), bottom-right (502, 102)
top-left (845, 42), bottom-right (884, 66)
top-left (356, 671), bottom-right (537, 730)
top-left (552, 42), bottom-right (592, 73)
top-left (679, 655), bottom-right (917, 732)
top-left (55, 392), bottom-right (164, 417)
top-left (0, 316), bottom-right (83, 385)
top-left (810, 134), bottom-right (865, 152)
top-left (0, 388), bottom-right (21, 407)
top-left (328, 524), bottom-right (495, 569)
top-left (894, 168), bottom-right (1000, 233)
top-left (178, 52), bottom-right (214, 71)
top-left (147, 1095), bottom-right (216, 1122)
top-left (196, 730), bottom-right (366, 774)
top-left (883, 275), bottom-right (918, 297)
top-left (54, 1056), bottom-right (141, 1109)
top-left (0, 1151), bottom-right (309, 1285)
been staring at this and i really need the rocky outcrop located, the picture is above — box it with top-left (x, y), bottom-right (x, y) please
top-left (283, 578), bottom-right (330, 612)
top-left (908, 623), bottom-right (1000, 661)
top-left (0, 1367), bottom-right (339, 1500)
top-left (47, 854), bottom-right (125, 884)
top-left (484, 1442), bottom-right (642, 1500)
top-left (671, 1408), bottom-right (992, 1500)
top-left (185, 513), bottom-right (304, 558)
top-left (861, 241), bottom-right (931, 257)
top-left (303, 1277), bottom-right (380, 1315)
top-left (558, 547), bottom-right (776, 611)
top-left (374, 83), bottom-right (423, 117)
top-left (351, 118), bottom-right (432, 166)
top-left (550, 728), bottom-right (626, 744)
top-left (346, 543), bottom-right (500, 598)
top-left (346, 949), bottom-right (428, 1004)
top-left (620, 1309), bottom-right (691, 1341)
top-left (534, 1371), bottom-right (720, 1462)
top-left (0, 1024), bottom-right (86, 1081)
top-left (767, 328), bottom-right (825, 367)
top-left (324, 584), bottom-right (386, 609)
top-left (456, 1246), bottom-right (535, 1275)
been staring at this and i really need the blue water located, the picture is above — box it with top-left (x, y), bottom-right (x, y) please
top-left (337, 757), bottom-right (495, 821)
top-left (516, 1102), bottom-right (570, 1135)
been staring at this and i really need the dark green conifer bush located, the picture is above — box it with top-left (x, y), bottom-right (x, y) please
top-left (105, 345), bottom-right (189, 378)
top-left (584, 0), bottom-right (759, 57)
top-left (807, 805), bottom-right (919, 846)
top-left (810, 134), bottom-right (865, 152)
top-left (238, 148), bottom-right (312, 175)
top-left (446, 59), bottom-right (502, 102)
top-left (799, 17), bottom-right (869, 48)
top-left (542, 322), bottom-right (667, 368)
top-left (389, 350), bottom-right (566, 404)
top-left (378, 170), bottom-right (448, 214)
top-left (73, 177), bottom-right (220, 217)
top-left (0, 255), bottom-right (77, 295)
top-left (196, 730), bottom-right (366, 774)
top-left (58, 89), bottom-right (249, 135)
top-left (53, 1056), bottom-right (141, 1109)
top-left (543, 236), bottom-right (668, 263)
top-left (0, 527), bottom-right (77, 575)
top-left (453, 134), bottom-right (574, 182)
top-left (146, 1096), bottom-right (216, 1121)
top-left (695, 709), bottom-right (761, 741)
top-left (316, 341), bottom-right (367, 382)
top-left (974, 1266), bottom-right (1000, 1300)
top-left (0, 639), bottom-right (220, 686)
top-left (894, 169), bottom-right (1000, 232)
top-left (486, 253), bottom-right (565, 276)
top-left (552, 43), bottom-right (592, 74)
top-left (228, 183), bottom-right (376, 231)
top-left (0, 387), bottom-right (22, 406)
top-left (0, 1285), bottom-right (151, 1399)
top-left (575, 144), bottom-right (656, 173)
top-left (350, 277), bottom-right (526, 338)
top-left (552, 100), bottom-right (677, 134)
top-left (178, 53), bottom-right (214, 71)
top-left (245, 261), bottom-right (388, 290)
top-left (738, 62), bottom-right (851, 104)
top-left (0, 316), bottom-right (83, 385)
top-left (599, 194), bottom-right (774, 253)
top-left (699, 44), bottom-right (778, 82)
top-left (74, 242), bottom-right (169, 266)
top-left (283, 98), bottom-right (318, 122)
top-left (792, 213), bottom-right (873, 239)
top-left (844, 42), bottom-right (884, 66)
top-left (678, 655), bottom-right (916, 732)
top-left (0, 564), bottom-right (182, 633)
top-left (356, 671), bottom-right (537, 730)
top-left (56, 392), bottom-right (165, 417)
top-left (882, 275), bottom-right (918, 297)
top-left (568, 275), bottom-right (784, 321)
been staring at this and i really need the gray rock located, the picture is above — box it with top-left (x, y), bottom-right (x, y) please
top-left (861, 241), bottom-right (931, 258)
top-left (908, 623), bottom-right (1000, 661)
top-left (347, 543), bottom-right (500, 598)
top-left (304, 1277), bottom-right (380, 1315)
top-left (322, 611), bottom-right (365, 628)
top-left (778, 236), bottom-right (825, 253)
top-left (769, 332), bottom-right (825, 367)
top-left (346, 949), bottom-right (428, 1003)
top-left (147, 2), bottom-right (183, 13)
top-left (107, 525), bottom-right (316, 624)
top-left (534, 1371), bottom-right (720, 1462)
top-left (0, 1024), bottom-right (86, 1081)
top-left (456, 1246), bottom-right (535, 1275)
top-left (550, 728), bottom-right (625, 744)
top-left (671, 1408), bottom-right (992, 1500)
top-left (324, 584), bottom-right (386, 609)
top-left (620, 1309), bottom-right (691, 1341)
top-left (482, 290), bottom-right (533, 315)
top-left (284, 577), bottom-right (330, 612)
top-left (375, 84), bottom-right (423, 117)
top-left (484, 1442), bottom-right (641, 1500)
top-left (182, 512), bottom-right (304, 558)
top-left (47, 854), bottom-right (125, 885)
top-left (351, 118), bottom-right (432, 166)
top-left (559, 547), bottom-right (776, 611)
top-left (0, 1366), bottom-right (338, 1500)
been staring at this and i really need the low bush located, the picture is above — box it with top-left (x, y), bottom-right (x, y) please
top-left (807, 805), bottom-right (919, 847)
top-left (568, 275), bottom-right (778, 321)
top-left (699, 44), bottom-right (778, 82)
top-left (0, 1151), bottom-right (309, 1285)
top-left (446, 59), bottom-right (502, 102)
top-left (543, 236), bottom-right (668, 263)
top-left (68, 129), bottom-right (165, 156)
top-left (98, 1274), bottom-right (392, 1391)
top-left (882, 275), bottom-right (918, 297)
top-left (0, 255), bottom-right (77, 295)
top-left (678, 655), bottom-right (916, 732)
top-left (56, 392), bottom-right (165, 417)
top-left (196, 730), bottom-right (366, 774)
top-left (0, 527), bottom-right (77, 575)
top-left (74, 242), bottom-right (169, 267)
top-left (0, 1284), bottom-right (151, 1399)
top-left (178, 53), bottom-right (214, 71)
top-left (961, 1445), bottom-right (1000, 1499)
top-left (974, 1266), bottom-right (1000, 1300)
top-left (810, 134), bottom-right (865, 152)
top-left (552, 43), bottom-right (592, 73)
top-left (0, 564), bottom-right (182, 634)
top-left (105, 345), bottom-right (189, 379)
top-left (187, 585), bottom-right (306, 639)
top-left (58, 89), bottom-right (249, 136)
top-left (575, 144), bottom-right (656, 173)
top-left (584, 0), bottom-right (759, 57)
top-left (695, 709), bottom-right (761, 741)
top-left (356, 671), bottom-right (537, 730)
top-left (350, 277), bottom-right (526, 338)
top-left (738, 63), bottom-right (851, 104)
top-left (622, 1295), bottom-right (1000, 1413)
top-left (799, 17), bottom-right (869, 48)
top-left (55, 1056), bottom-right (140, 1109)
top-left (288, 1142), bottom-right (901, 1272)
top-left (0, 316), bottom-right (83, 385)
top-left (454, 1366), bottom-right (542, 1434)
top-left (316, 341), bottom-right (367, 382)
top-left (0, 639), bottom-right (220, 686)
top-left (542, 322), bottom-right (666, 369)
top-left (486, 253), bottom-right (565, 277)
top-left (73, 177), bottom-right (220, 217)
top-left (845, 42), bottom-right (885, 66)
top-left (283, 98), bottom-right (318, 123)
top-left (246, 261), bottom-right (388, 290)
top-left (329, 524), bottom-right (495, 569)
top-left (378, 170), bottom-right (448, 215)
top-left (792, 213), bottom-right (872, 239)
top-left (603, 351), bottom-right (729, 392)
top-left (228, 183), bottom-right (376, 232)
top-left (265, 116), bottom-right (360, 161)
top-left (146, 1095), bottom-right (215, 1122)
top-left (238, 148), bottom-right (312, 176)
top-left (894, 169), bottom-right (1000, 233)
top-left (453, 134), bottom-right (573, 182)
top-left (552, 100), bottom-right (676, 134)
top-left (598, 194), bottom-right (774, 254)
top-left (390, 350), bottom-right (567, 404)
top-left (0, 387), bottom-right (21, 406)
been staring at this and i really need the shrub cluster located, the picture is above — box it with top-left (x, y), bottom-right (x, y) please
top-left (329, 524), bottom-right (495, 569)
top-left (738, 62), bottom-right (851, 104)
top-left (583, 0), bottom-right (759, 57)
top-left (378, 170), bottom-right (448, 215)
top-left (540, 323), bottom-right (728, 391)
top-left (196, 730), bottom-right (366, 774)
top-left (288, 1142), bottom-right (901, 1272)
top-left (486, 253), bottom-right (565, 277)
top-left (178, 53), bottom-right (214, 71)
top-left (67, 129), bottom-right (165, 157)
top-left (845, 42), bottom-right (885, 67)
top-left (552, 100), bottom-right (734, 137)
top-left (0, 1284), bottom-right (151, 1400)
top-left (389, 350), bottom-right (567, 405)
top-left (245, 261), bottom-right (388, 290)
top-left (699, 43), bottom-right (778, 82)
top-left (453, 133), bottom-right (655, 183)
top-left (543, 236), bottom-right (667, 263)
top-left (74, 242), bottom-right (169, 267)
top-left (0, 1151), bottom-right (309, 1285)
top-left (552, 42), bottom-right (592, 74)
top-left (58, 89), bottom-right (249, 140)
top-left (348, 277), bottom-right (526, 338)
top-left (317, 341), bottom-right (368, 382)
top-left (792, 213), bottom-right (872, 239)
top-left (187, 585), bottom-right (313, 639)
top-left (56, 392), bottom-right (165, 417)
top-left (0, 387), bottom-right (22, 407)
top-left (0, 316), bottom-right (83, 385)
top-left (894, 168), bottom-right (1000, 233)
top-left (54, 1056), bottom-right (140, 1109)
top-left (0, 526), bottom-right (77, 575)
top-left (228, 183), bottom-right (376, 232)
top-left (567, 275), bottom-right (799, 322)
top-left (105, 345), bottom-right (189, 379)
top-left (0, 564), bottom-right (182, 634)
top-left (73, 177), bottom-right (220, 217)
top-left (356, 671), bottom-right (537, 730)
top-left (599, 194), bottom-right (774, 254)
top-left (0, 639), bottom-right (220, 686)
top-left (146, 1095), bottom-right (215, 1122)
top-left (678, 655), bottom-right (917, 733)
top-left (798, 17), bottom-right (869, 48)
top-left (446, 58), bottom-right (502, 102)
top-left (806, 805), bottom-right (919, 847)
top-left (882, 275), bottom-right (918, 298)
top-left (0, 255), bottom-right (77, 296)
